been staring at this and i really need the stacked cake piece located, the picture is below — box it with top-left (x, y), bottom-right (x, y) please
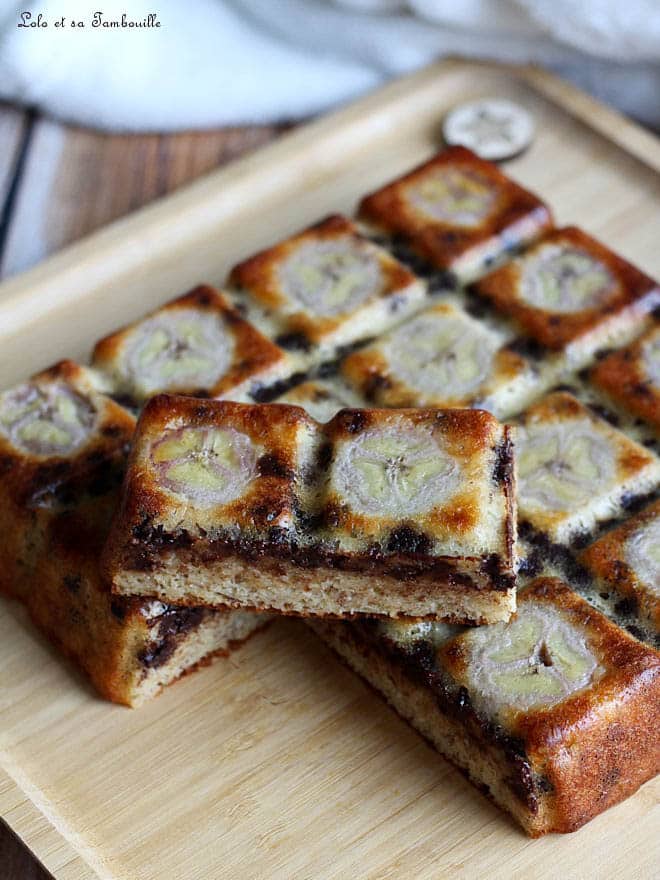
top-left (3, 145), bottom-right (658, 836)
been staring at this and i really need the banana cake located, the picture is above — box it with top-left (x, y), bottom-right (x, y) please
top-left (0, 360), bottom-right (268, 706)
top-left (312, 577), bottom-right (660, 836)
top-left (103, 395), bottom-right (517, 624)
top-left (358, 145), bottom-right (552, 283)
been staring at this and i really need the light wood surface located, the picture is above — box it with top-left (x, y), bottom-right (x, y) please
top-left (0, 62), bottom-right (658, 880)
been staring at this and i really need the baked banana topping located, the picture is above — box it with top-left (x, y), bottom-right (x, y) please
top-left (92, 285), bottom-right (291, 405)
top-left (454, 603), bottom-right (602, 718)
top-left (152, 426), bottom-right (259, 508)
top-left (382, 309), bottom-right (497, 400)
top-left (515, 391), bottom-right (660, 541)
top-left (0, 381), bottom-right (96, 456)
top-left (331, 424), bottom-right (459, 517)
top-left (228, 215), bottom-right (425, 362)
top-left (472, 226), bottom-right (659, 359)
top-left (520, 245), bottom-right (615, 313)
top-left (517, 419), bottom-right (614, 511)
top-left (123, 308), bottom-right (234, 399)
top-left (278, 239), bottom-right (382, 317)
top-left (406, 166), bottom-right (498, 228)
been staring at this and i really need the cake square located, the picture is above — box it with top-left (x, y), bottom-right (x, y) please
top-left (92, 285), bottom-right (291, 406)
top-left (227, 214), bottom-right (426, 362)
top-left (313, 577), bottom-right (660, 835)
top-left (105, 397), bottom-right (517, 624)
top-left (515, 391), bottom-right (660, 543)
top-left (0, 359), bottom-right (135, 599)
top-left (358, 145), bottom-right (552, 282)
top-left (590, 323), bottom-right (660, 432)
top-left (581, 499), bottom-right (660, 632)
top-left (340, 302), bottom-right (535, 417)
top-left (472, 227), bottom-right (660, 366)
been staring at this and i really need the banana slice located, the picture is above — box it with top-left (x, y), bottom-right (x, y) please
top-left (123, 309), bottom-right (234, 396)
top-left (641, 332), bottom-right (660, 389)
top-left (520, 246), bottom-right (615, 313)
top-left (405, 167), bottom-right (497, 227)
top-left (625, 518), bottom-right (660, 596)
top-left (278, 239), bottom-right (383, 317)
top-left (517, 420), bottom-right (615, 511)
top-left (151, 425), bottom-right (258, 507)
top-left (332, 425), bottom-right (459, 517)
top-left (383, 311), bottom-right (497, 400)
top-left (0, 382), bottom-right (96, 456)
top-left (460, 603), bottom-right (602, 717)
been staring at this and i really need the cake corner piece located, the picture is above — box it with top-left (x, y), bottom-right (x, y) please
top-left (312, 576), bottom-right (660, 836)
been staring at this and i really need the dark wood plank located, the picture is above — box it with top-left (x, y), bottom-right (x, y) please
top-left (0, 104), bottom-right (27, 206)
top-left (0, 121), bottom-right (284, 278)
top-left (0, 821), bottom-right (52, 880)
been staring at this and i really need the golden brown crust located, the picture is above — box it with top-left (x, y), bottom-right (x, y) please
top-left (472, 227), bottom-right (660, 351)
top-left (358, 146), bottom-right (552, 275)
top-left (590, 323), bottom-right (660, 431)
top-left (92, 285), bottom-right (290, 404)
top-left (580, 499), bottom-right (660, 631)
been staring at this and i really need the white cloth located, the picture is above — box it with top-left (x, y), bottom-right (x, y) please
top-left (0, 0), bottom-right (658, 131)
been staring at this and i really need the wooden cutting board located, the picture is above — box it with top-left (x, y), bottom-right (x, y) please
top-left (1, 60), bottom-right (658, 880)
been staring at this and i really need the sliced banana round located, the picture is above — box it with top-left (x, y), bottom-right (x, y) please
top-left (405, 167), bottom-right (497, 228)
top-left (442, 99), bottom-right (535, 162)
top-left (383, 311), bottom-right (497, 402)
top-left (625, 518), bottom-right (660, 596)
top-left (0, 382), bottom-right (96, 456)
top-left (122, 309), bottom-right (234, 397)
top-left (517, 419), bottom-right (615, 512)
top-left (151, 426), bottom-right (258, 507)
top-left (332, 424), bottom-right (459, 517)
top-left (641, 331), bottom-right (660, 390)
top-left (520, 245), bottom-right (615, 314)
top-left (278, 239), bottom-right (383, 318)
top-left (459, 603), bottom-right (602, 718)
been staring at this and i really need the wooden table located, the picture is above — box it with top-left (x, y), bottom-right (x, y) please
top-left (0, 101), bottom-right (284, 879)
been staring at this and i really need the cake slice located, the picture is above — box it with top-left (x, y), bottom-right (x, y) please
top-left (581, 498), bottom-right (660, 633)
top-left (0, 361), bottom-right (268, 706)
top-left (104, 395), bottom-right (517, 624)
top-left (340, 301), bottom-right (536, 418)
top-left (312, 577), bottom-right (660, 835)
top-left (227, 214), bottom-right (427, 365)
top-left (358, 145), bottom-right (552, 283)
top-left (471, 227), bottom-right (660, 371)
top-left (590, 322), bottom-right (660, 433)
top-left (515, 391), bottom-right (660, 543)
top-left (92, 284), bottom-right (292, 407)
